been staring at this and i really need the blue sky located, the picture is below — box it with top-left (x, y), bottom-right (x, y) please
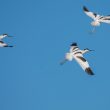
top-left (0, 0), bottom-right (110, 110)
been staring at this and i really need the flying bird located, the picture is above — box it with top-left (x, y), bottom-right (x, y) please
top-left (83, 6), bottom-right (110, 33)
top-left (60, 42), bottom-right (94, 75)
top-left (0, 34), bottom-right (13, 47)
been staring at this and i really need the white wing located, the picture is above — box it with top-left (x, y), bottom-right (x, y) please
top-left (83, 6), bottom-right (100, 20)
top-left (99, 16), bottom-right (110, 24)
top-left (73, 53), bottom-right (94, 75)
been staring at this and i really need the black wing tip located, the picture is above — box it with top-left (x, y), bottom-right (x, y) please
top-left (70, 42), bottom-right (77, 46)
top-left (9, 46), bottom-right (13, 47)
top-left (85, 67), bottom-right (94, 75)
top-left (4, 45), bottom-right (13, 47)
top-left (0, 41), bottom-right (4, 43)
top-left (83, 6), bottom-right (89, 12)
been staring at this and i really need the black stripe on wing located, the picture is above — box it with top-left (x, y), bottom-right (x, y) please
top-left (74, 52), bottom-right (82, 55)
top-left (77, 56), bottom-right (86, 62)
top-left (103, 18), bottom-right (110, 20)
top-left (85, 67), bottom-right (94, 75)
top-left (0, 41), bottom-right (4, 43)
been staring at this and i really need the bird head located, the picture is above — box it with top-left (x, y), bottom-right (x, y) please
top-left (70, 42), bottom-right (77, 46)
top-left (84, 48), bottom-right (94, 53)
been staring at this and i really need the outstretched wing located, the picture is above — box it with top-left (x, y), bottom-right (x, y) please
top-left (83, 6), bottom-right (99, 20)
top-left (99, 16), bottom-right (110, 24)
top-left (73, 53), bottom-right (94, 75)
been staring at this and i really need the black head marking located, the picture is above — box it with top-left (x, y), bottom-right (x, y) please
top-left (70, 42), bottom-right (77, 46)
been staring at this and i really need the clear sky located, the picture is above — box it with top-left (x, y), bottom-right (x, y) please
top-left (0, 0), bottom-right (110, 110)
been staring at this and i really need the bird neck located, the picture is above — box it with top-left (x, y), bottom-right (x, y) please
top-left (82, 50), bottom-right (89, 54)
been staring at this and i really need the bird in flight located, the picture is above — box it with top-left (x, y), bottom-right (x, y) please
top-left (60, 42), bottom-right (94, 75)
top-left (0, 34), bottom-right (13, 47)
top-left (83, 6), bottom-right (110, 33)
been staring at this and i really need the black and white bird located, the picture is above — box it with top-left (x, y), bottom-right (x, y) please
top-left (83, 6), bottom-right (110, 33)
top-left (60, 42), bottom-right (94, 75)
top-left (0, 34), bottom-right (13, 47)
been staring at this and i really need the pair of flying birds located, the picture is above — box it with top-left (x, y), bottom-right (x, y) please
top-left (61, 6), bottom-right (110, 75)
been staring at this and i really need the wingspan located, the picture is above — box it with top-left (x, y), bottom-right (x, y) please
top-left (83, 6), bottom-right (99, 20)
top-left (73, 53), bottom-right (94, 75)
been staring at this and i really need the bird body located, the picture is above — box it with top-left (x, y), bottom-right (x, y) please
top-left (91, 21), bottom-right (100, 26)
top-left (61, 43), bottom-right (94, 75)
